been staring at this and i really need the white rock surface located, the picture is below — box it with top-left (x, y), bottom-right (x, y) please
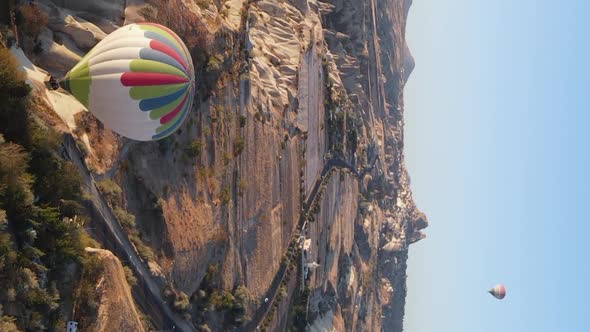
top-left (11, 47), bottom-right (86, 130)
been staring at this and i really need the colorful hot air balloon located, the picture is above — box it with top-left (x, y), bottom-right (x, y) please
top-left (59, 23), bottom-right (195, 141)
top-left (489, 284), bottom-right (506, 300)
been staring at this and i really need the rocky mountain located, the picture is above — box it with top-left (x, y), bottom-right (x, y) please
top-left (0, 0), bottom-right (426, 331)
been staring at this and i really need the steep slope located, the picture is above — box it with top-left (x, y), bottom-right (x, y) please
top-left (78, 248), bottom-right (145, 332)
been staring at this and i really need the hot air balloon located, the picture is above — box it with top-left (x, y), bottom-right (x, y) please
top-left (488, 284), bottom-right (506, 300)
top-left (58, 22), bottom-right (195, 141)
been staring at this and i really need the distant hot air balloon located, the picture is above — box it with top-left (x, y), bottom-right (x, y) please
top-left (489, 284), bottom-right (506, 300)
top-left (58, 22), bottom-right (195, 141)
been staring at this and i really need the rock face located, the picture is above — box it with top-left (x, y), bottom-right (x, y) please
top-left (16, 0), bottom-right (426, 330)
top-left (81, 248), bottom-right (145, 332)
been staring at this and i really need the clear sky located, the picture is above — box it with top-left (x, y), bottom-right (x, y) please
top-left (403, 1), bottom-right (590, 331)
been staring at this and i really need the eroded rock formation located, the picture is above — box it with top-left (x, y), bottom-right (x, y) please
top-left (11, 0), bottom-right (426, 330)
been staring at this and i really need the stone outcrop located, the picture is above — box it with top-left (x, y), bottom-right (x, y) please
top-left (81, 248), bottom-right (145, 332)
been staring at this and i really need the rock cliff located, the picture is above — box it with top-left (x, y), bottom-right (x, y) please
top-left (78, 248), bottom-right (146, 332)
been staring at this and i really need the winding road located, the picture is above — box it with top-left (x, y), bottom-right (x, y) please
top-left (62, 135), bottom-right (193, 332)
top-left (240, 156), bottom-right (362, 331)
top-left (63, 128), bottom-right (365, 332)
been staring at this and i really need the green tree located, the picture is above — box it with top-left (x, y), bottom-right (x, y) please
top-left (123, 266), bottom-right (137, 287)
top-left (233, 138), bottom-right (245, 156)
top-left (97, 180), bottom-right (122, 205)
top-left (0, 304), bottom-right (20, 332)
top-left (209, 290), bottom-right (235, 311)
top-left (27, 127), bottom-right (82, 205)
top-left (279, 284), bottom-right (287, 299)
top-left (114, 208), bottom-right (136, 230)
top-left (185, 140), bottom-right (203, 158)
top-left (0, 209), bottom-right (15, 272)
top-left (173, 291), bottom-right (190, 312)
top-left (32, 207), bottom-right (83, 268)
top-left (0, 49), bottom-right (31, 143)
top-left (0, 137), bottom-right (34, 219)
top-left (220, 187), bottom-right (230, 205)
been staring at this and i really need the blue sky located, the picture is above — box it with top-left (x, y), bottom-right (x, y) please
top-left (403, 1), bottom-right (590, 331)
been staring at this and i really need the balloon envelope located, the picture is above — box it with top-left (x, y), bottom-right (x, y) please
top-left (489, 284), bottom-right (506, 300)
top-left (61, 23), bottom-right (195, 141)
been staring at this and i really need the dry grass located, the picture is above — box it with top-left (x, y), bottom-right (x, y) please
top-left (17, 4), bottom-right (48, 39)
top-left (143, 0), bottom-right (213, 50)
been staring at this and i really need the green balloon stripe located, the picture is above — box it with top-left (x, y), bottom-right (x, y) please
top-left (64, 60), bottom-right (92, 107)
top-left (130, 83), bottom-right (186, 100)
top-left (129, 59), bottom-right (188, 79)
top-left (149, 90), bottom-right (188, 120)
top-left (155, 99), bottom-right (187, 134)
top-left (139, 25), bottom-right (185, 58)
top-left (154, 91), bottom-right (193, 136)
